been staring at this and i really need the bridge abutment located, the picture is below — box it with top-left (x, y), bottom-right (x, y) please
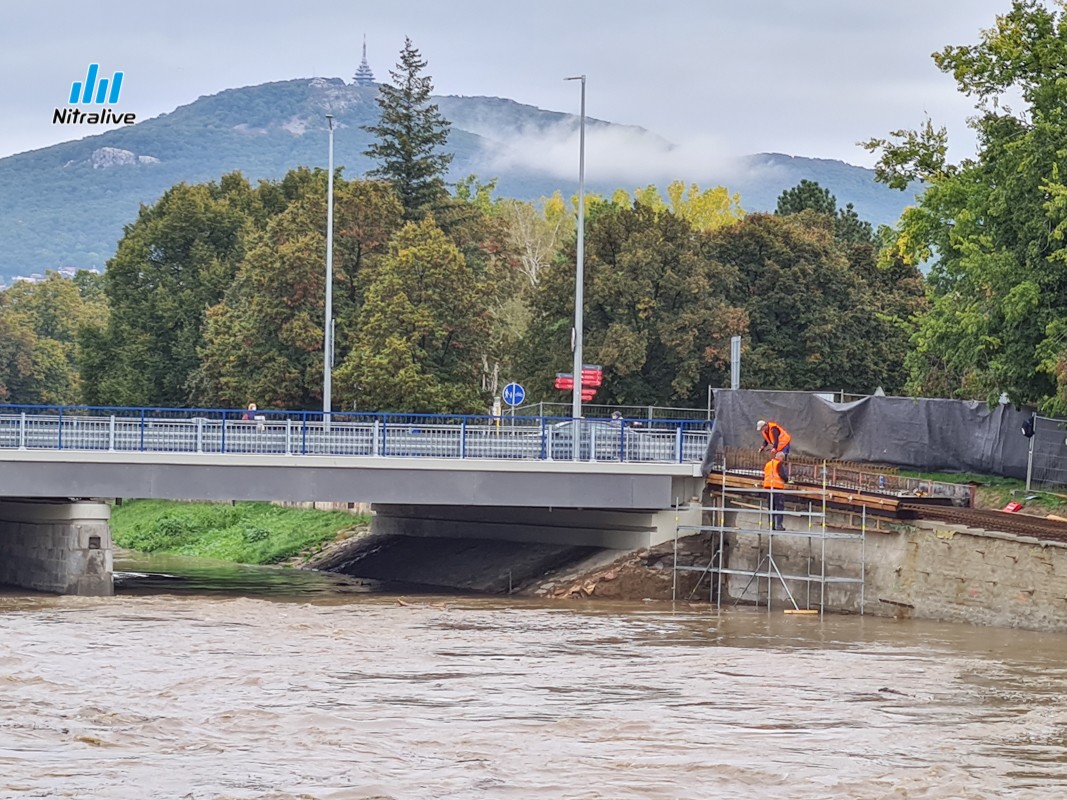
top-left (0, 500), bottom-right (113, 596)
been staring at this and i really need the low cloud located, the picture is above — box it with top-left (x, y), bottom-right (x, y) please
top-left (472, 121), bottom-right (755, 189)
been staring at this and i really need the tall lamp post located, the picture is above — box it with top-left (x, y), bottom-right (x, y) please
top-left (324, 114), bottom-right (335, 427)
top-left (565, 75), bottom-right (586, 422)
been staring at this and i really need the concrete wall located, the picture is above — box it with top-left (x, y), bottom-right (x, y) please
top-left (0, 500), bottom-right (112, 596)
top-left (721, 506), bottom-right (1067, 632)
top-left (373, 503), bottom-right (703, 550)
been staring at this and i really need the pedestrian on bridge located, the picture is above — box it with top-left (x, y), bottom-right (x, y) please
top-left (763, 450), bottom-right (789, 531)
top-left (757, 419), bottom-right (791, 458)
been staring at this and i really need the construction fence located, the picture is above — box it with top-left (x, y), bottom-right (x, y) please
top-left (1027, 415), bottom-right (1067, 491)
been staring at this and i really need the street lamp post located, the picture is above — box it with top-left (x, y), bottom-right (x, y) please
top-left (324, 114), bottom-right (335, 427)
top-left (565, 75), bottom-right (586, 422)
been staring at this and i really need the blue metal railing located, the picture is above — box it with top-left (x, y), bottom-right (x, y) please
top-left (0, 404), bottom-right (713, 464)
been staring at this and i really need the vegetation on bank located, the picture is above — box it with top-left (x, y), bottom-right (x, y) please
top-left (110, 500), bottom-right (368, 565)
top-left (900, 470), bottom-right (1067, 515)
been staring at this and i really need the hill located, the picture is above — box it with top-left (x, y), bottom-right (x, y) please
top-left (0, 77), bottom-right (921, 280)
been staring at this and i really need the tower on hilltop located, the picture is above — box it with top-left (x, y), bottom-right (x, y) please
top-left (353, 36), bottom-right (376, 86)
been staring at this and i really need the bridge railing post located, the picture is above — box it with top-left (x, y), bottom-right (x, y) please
top-left (221, 411), bottom-right (227, 454)
top-left (618, 418), bottom-right (625, 462)
top-left (460, 417), bottom-right (467, 459)
top-left (18, 411), bottom-right (25, 450)
top-left (109, 415), bottom-right (116, 452)
top-left (285, 419), bottom-right (292, 455)
top-left (540, 416), bottom-right (547, 460)
top-left (675, 424), bottom-right (684, 463)
top-left (139, 409), bottom-right (146, 452)
top-left (372, 419), bottom-right (381, 457)
top-left (58, 406), bottom-right (64, 450)
top-left (300, 412), bottom-right (307, 455)
top-left (195, 417), bottom-right (203, 453)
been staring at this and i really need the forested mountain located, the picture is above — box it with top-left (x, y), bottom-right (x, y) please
top-left (0, 77), bottom-right (918, 279)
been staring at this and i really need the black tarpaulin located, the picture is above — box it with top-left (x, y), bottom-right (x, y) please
top-left (704, 389), bottom-right (1034, 479)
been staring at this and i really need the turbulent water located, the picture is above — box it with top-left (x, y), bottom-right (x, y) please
top-left (2, 553), bottom-right (1067, 799)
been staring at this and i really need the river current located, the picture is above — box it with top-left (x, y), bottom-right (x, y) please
top-left (2, 553), bottom-right (1067, 799)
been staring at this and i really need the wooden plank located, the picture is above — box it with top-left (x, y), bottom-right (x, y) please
top-left (705, 471), bottom-right (901, 511)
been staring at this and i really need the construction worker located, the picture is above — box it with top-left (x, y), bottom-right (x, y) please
top-left (763, 450), bottom-right (789, 530)
top-left (756, 419), bottom-right (791, 457)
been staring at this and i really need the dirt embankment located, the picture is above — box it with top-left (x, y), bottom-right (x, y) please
top-left (298, 528), bottom-right (720, 602)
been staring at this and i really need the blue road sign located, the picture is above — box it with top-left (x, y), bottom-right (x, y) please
top-left (502, 382), bottom-right (525, 406)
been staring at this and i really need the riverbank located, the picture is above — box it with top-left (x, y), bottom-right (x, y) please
top-left (111, 500), bottom-right (370, 565)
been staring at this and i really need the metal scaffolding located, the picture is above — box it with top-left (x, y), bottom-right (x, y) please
top-left (673, 479), bottom-right (866, 615)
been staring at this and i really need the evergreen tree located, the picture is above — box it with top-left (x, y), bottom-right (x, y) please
top-left (363, 37), bottom-right (453, 221)
top-left (775, 179), bottom-right (837, 216)
top-left (776, 180), bottom-right (875, 245)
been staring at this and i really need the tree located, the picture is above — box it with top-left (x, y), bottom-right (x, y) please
top-left (776, 180), bottom-right (875, 245)
top-left (0, 272), bottom-right (108, 405)
top-left (193, 173), bottom-right (404, 409)
top-left (80, 177), bottom-right (255, 407)
top-left (775, 179), bottom-right (836, 216)
top-left (335, 217), bottom-right (491, 413)
top-left (517, 200), bottom-right (747, 406)
top-left (863, 0), bottom-right (1067, 410)
top-left (363, 37), bottom-right (453, 221)
top-left (710, 213), bottom-right (907, 394)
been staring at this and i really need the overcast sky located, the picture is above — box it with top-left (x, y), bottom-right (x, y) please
top-left (2, 1), bottom-right (1026, 166)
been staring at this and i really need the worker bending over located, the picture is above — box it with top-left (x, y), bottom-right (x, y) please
top-left (756, 419), bottom-right (791, 457)
top-left (763, 451), bottom-right (790, 531)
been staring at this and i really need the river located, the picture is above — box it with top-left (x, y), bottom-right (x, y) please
top-left (2, 552), bottom-right (1066, 799)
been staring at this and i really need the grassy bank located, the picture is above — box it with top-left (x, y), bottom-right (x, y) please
top-left (110, 500), bottom-right (369, 565)
top-left (899, 470), bottom-right (1066, 514)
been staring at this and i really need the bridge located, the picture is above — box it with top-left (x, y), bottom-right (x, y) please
top-left (0, 405), bottom-right (712, 596)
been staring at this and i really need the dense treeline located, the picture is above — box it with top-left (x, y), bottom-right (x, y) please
top-left (27, 17), bottom-right (1067, 414)
top-left (0, 171), bottom-right (922, 411)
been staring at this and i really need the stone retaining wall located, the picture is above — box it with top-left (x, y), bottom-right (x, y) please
top-left (722, 508), bottom-right (1067, 631)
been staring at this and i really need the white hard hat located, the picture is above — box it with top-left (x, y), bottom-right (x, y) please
top-left (756, 419), bottom-right (767, 430)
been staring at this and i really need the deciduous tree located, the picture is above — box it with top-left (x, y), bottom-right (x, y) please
top-left (863, 0), bottom-right (1067, 411)
top-left (336, 217), bottom-right (491, 413)
top-left (80, 177), bottom-right (254, 407)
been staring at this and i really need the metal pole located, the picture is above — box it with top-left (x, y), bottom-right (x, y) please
top-left (1026, 425), bottom-right (1035, 492)
top-left (324, 114), bottom-right (335, 429)
top-left (730, 335), bottom-right (741, 390)
top-left (565, 75), bottom-right (586, 422)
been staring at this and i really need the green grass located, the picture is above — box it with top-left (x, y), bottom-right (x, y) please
top-left (110, 500), bottom-right (368, 565)
top-left (897, 470), bottom-right (1066, 512)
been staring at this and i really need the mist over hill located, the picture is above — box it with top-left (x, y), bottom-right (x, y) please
top-left (0, 77), bottom-right (921, 280)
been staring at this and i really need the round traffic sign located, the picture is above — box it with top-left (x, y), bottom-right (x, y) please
top-left (502, 382), bottom-right (526, 406)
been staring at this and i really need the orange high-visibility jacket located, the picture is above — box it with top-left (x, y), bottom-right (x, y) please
top-left (761, 421), bottom-right (791, 452)
top-left (763, 458), bottom-right (787, 490)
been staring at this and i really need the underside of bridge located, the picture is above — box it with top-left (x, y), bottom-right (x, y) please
top-left (371, 504), bottom-right (701, 550)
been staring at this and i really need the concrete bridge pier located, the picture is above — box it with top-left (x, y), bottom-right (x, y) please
top-left (0, 499), bottom-right (113, 596)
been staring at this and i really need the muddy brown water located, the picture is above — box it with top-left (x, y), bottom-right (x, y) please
top-left (2, 553), bottom-right (1067, 799)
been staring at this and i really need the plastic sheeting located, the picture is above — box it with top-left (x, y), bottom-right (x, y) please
top-left (704, 389), bottom-right (1034, 479)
